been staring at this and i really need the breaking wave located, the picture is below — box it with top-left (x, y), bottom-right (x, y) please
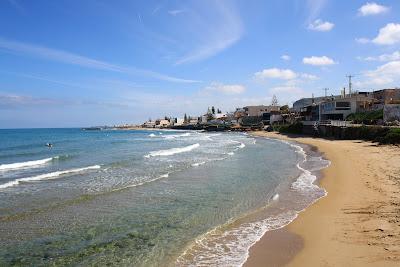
top-left (0, 157), bottom-right (56, 171)
top-left (0, 165), bottom-right (101, 189)
top-left (145, 143), bottom-right (200, 158)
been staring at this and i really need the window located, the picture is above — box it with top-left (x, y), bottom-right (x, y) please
top-left (335, 102), bottom-right (350, 110)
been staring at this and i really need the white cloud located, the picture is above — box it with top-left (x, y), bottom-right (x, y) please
top-left (300, 73), bottom-right (318, 80)
top-left (356, 37), bottom-right (370, 44)
top-left (281, 54), bottom-right (291, 61)
top-left (270, 86), bottom-right (306, 95)
top-left (303, 56), bottom-right (336, 66)
top-left (372, 23), bottom-right (400, 45)
top-left (203, 82), bottom-right (246, 95)
top-left (175, 1), bottom-right (243, 64)
top-left (255, 68), bottom-right (297, 80)
top-left (308, 19), bottom-right (334, 32)
top-left (168, 9), bottom-right (185, 16)
top-left (0, 37), bottom-right (199, 83)
top-left (358, 2), bottom-right (389, 16)
top-left (359, 60), bottom-right (400, 87)
top-left (359, 51), bottom-right (400, 62)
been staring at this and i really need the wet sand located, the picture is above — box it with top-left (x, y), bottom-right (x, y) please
top-left (246, 131), bottom-right (400, 267)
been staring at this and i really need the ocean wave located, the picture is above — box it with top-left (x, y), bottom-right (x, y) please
top-left (149, 133), bottom-right (156, 137)
top-left (111, 173), bottom-right (171, 192)
top-left (238, 143), bottom-right (245, 149)
top-left (176, 211), bottom-right (297, 267)
top-left (144, 143), bottom-right (200, 158)
top-left (191, 161), bottom-right (206, 167)
top-left (0, 165), bottom-right (101, 189)
top-left (163, 132), bottom-right (191, 139)
top-left (0, 157), bottom-right (55, 171)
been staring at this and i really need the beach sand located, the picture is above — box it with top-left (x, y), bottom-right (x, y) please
top-left (245, 131), bottom-right (400, 267)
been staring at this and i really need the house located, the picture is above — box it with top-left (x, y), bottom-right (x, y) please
top-left (320, 93), bottom-right (374, 120)
top-left (188, 118), bottom-right (199, 125)
top-left (158, 119), bottom-right (170, 128)
top-left (143, 120), bottom-right (156, 128)
top-left (373, 88), bottom-right (400, 104)
top-left (174, 118), bottom-right (185, 126)
top-left (243, 105), bottom-right (280, 116)
top-left (293, 96), bottom-right (328, 112)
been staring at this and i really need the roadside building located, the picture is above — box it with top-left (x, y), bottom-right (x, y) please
top-left (373, 88), bottom-right (400, 105)
top-left (188, 118), bottom-right (199, 125)
top-left (243, 105), bottom-right (280, 116)
top-left (293, 96), bottom-right (328, 112)
top-left (158, 119), bottom-right (170, 128)
top-left (143, 120), bottom-right (156, 128)
top-left (320, 93), bottom-right (374, 120)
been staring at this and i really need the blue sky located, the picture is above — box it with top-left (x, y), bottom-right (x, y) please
top-left (1, 0), bottom-right (400, 128)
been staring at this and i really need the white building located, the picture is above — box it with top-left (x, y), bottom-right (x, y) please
top-left (158, 119), bottom-right (171, 128)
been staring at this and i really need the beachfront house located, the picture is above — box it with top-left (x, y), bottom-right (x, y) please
top-left (158, 119), bottom-right (171, 128)
top-left (243, 105), bottom-right (280, 117)
top-left (143, 120), bottom-right (156, 128)
top-left (320, 93), bottom-right (375, 121)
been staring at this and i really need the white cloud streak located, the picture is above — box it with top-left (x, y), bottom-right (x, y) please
top-left (306, 0), bottom-right (328, 22)
top-left (359, 51), bottom-right (400, 62)
top-left (175, 1), bottom-right (243, 65)
top-left (168, 9), bottom-right (185, 16)
top-left (0, 37), bottom-right (200, 83)
top-left (203, 82), bottom-right (246, 95)
top-left (281, 55), bottom-right (291, 61)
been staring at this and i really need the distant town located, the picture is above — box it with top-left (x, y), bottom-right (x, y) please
top-left (110, 87), bottom-right (400, 133)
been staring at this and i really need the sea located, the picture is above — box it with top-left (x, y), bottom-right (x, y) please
top-left (0, 128), bottom-right (330, 266)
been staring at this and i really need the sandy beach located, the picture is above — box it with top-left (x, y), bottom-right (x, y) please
top-left (245, 131), bottom-right (400, 267)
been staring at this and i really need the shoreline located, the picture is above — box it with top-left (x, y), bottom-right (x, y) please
top-left (245, 131), bottom-right (400, 266)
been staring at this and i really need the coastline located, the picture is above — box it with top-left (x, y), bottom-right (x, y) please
top-left (246, 131), bottom-right (400, 266)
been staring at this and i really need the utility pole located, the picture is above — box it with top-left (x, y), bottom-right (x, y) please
top-left (346, 75), bottom-right (354, 96)
top-left (323, 88), bottom-right (329, 98)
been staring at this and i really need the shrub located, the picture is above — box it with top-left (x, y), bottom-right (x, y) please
top-left (277, 122), bottom-right (303, 134)
top-left (377, 128), bottom-right (400, 145)
top-left (346, 109), bottom-right (383, 124)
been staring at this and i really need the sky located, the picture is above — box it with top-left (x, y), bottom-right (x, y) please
top-left (1, 0), bottom-right (400, 128)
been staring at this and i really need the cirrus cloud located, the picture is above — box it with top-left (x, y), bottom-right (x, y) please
top-left (203, 82), bottom-right (246, 95)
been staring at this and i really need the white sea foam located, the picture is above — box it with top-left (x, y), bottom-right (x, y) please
top-left (149, 133), bottom-right (156, 137)
top-left (176, 211), bottom-right (298, 267)
top-left (0, 165), bottom-right (101, 189)
top-left (238, 143), bottom-right (245, 149)
top-left (0, 157), bottom-right (54, 171)
top-left (112, 172), bottom-right (171, 192)
top-left (191, 161), bottom-right (206, 167)
top-left (227, 152), bottom-right (235, 156)
top-left (177, 137), bottom-right (331, 267)
top-left (163, 133), bottom-right (191, 139)
top-left (145, 143), bottom-right (200, 158)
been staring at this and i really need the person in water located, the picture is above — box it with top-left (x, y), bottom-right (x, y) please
top-left (46, 143), bottom-right (53, 148)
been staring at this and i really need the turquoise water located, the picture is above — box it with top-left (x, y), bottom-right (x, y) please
top-left (0, 129), bottom-right (329, 266)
